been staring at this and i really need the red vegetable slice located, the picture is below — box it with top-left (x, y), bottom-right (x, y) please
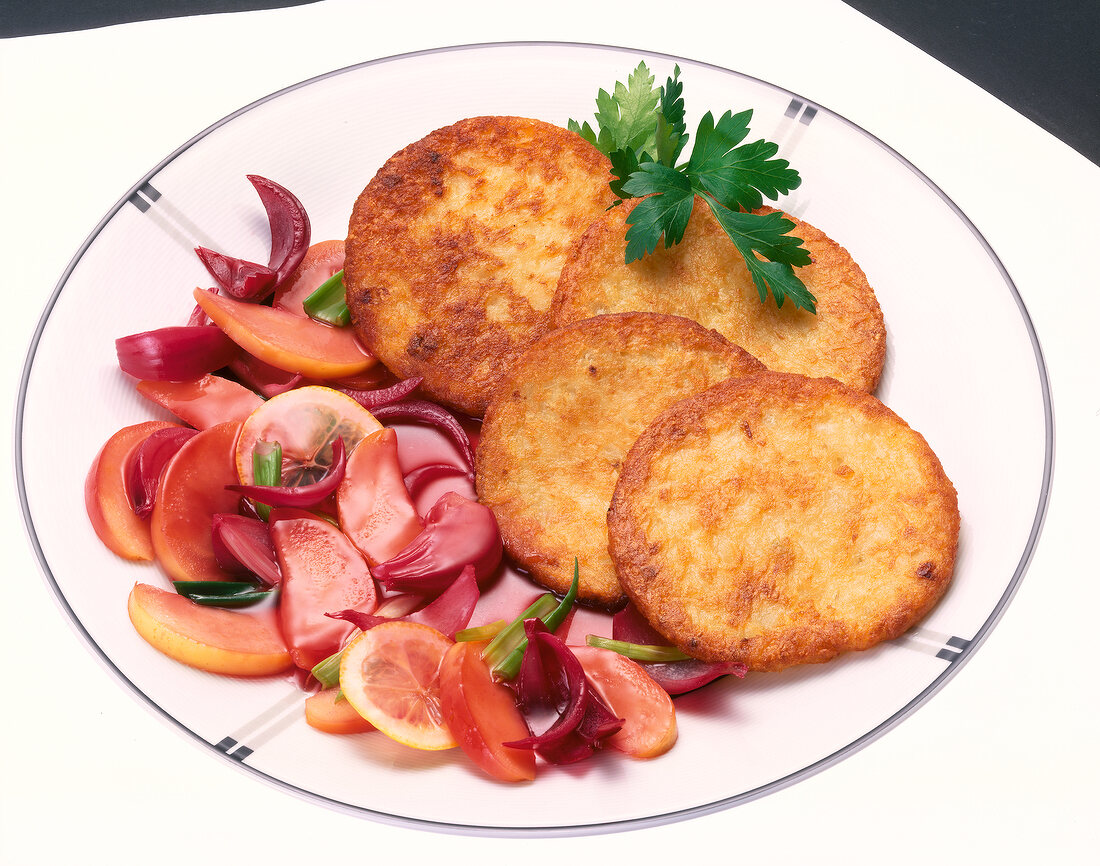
top-left (402, 462), bottom-right (469, 500)
top-left (612, 603), bottom-right (746, 694)
top-left (227, 352), bottom-right (303, 398)
top-left (504, 619), bottom-right (622, 764)
top-left (227, 436), bottom-right (347, 507)
top-left (336, 376), bottom-right (423, 410)
top-left (371, 400), bottom-right (475, 471)
top-left (327, 564), bottom-right (479, 638)
top-left (135, 374), bottom-right (264, 429)
top-left (210, 513), bottom-right (281, 588)
top-left (116, 325), bottom-right (238, 382)
top-left (124, 426), bottom-right (198, 518)
top-left (371, 491), bottom-right (502, 594)
top-left (194, 175), bottom-right (311, 302)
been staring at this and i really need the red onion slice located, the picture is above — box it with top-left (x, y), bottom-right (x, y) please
top-left (371, 491), bottom-right (502, 594)
top-left (194, 175), bottom-right (310, 302)
top-left (335, 376), bottom-right (423, 410)
top-left (227, 352), bottom-right (303, 397)
top-left (124, 426), bottom-right (198, 518)
top-left (210, 513), bottom-right (281, 587)
top-left (227, 436), bottom-right (347, 507)
top-left (371, 400), bottom-right (475, 470)
top-left (327, 564), bottom-right (479, 638)
top-left (503, 619), bottom-right (623, 764)
top-left (116, 326), bottom-right (238, 382)
top-left (402, 462), bottom-right (470, 500)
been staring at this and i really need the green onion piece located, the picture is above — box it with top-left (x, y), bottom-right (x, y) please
top-left (584, 635), bottom-right (691, 662)
top-left (455, 620), bottom-right (508, 642)
top-left (173, 580), bottom-right (273, 608)
top-left (487, 561), bottom-right (581, 681)
top-left (481, 594), bottom-right (558, 677)
top-left (303, 270), bottom-right (350, 327)
top-left (311, 647), bottom-right (343, 690)
top-left (187, 590), bottom-right (273, 608)
top-left (250, 440), bottom-right (282, 520)
top-left (173, 580), bottom-right (258, 597)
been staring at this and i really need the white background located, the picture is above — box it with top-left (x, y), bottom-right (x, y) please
top-left (2, 1), bottom-right (1097, 862)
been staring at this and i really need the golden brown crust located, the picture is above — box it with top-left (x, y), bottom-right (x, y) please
top-left (552, 199), bottom-right (887, 392)
top-left (475, 312), bottom-right (765, 608)
top-left (608, 371), bottom-right (958, 671)
top-left (344, 116), bottom-right (614, 417)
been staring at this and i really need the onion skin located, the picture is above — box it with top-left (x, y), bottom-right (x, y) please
top-left (336, 376), bottom-right (422, 410)
top-left (116, 326), bottom-right (238, 382)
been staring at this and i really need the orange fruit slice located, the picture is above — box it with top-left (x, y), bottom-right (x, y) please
top-left (234, 385), bottom-right (382, 485)
top-left (339, 621), bottom-right (457, 751)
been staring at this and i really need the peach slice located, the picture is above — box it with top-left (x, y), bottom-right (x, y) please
top-left (136, 374), bottom-right (264, 430)
top-left (127, 582), bottom-right (291, 676)
top-left (572, 645), bottom-right (678, 759)
top-left (86, 420), bottom-right (181, 561)
top-left (150, 421), bottom-right (244, 582)
top-left (193, 287), bottom-right (374, 380)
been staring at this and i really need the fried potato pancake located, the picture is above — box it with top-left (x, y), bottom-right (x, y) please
top-left (552, 199), bottom-right (886, 392)
top-left (344, 116), bottom-right (614, 417)
top-left (476, 312), bottom-right (765, 608)
top-left (608, 372), bottom-right (958, 671)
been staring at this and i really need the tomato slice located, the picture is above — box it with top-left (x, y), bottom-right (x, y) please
top-left (439, 640), bottom-right (536, 781)
top-left (571, 645), bottom-right (678, 759)
top-left (336, 427), bottom-right (423, 567)
top-left (274, 239), bottom-right (345, 315)
top-left (136, 374), bottom-right (264, 429)
top-left (270, 510), bottom-right (377, 670)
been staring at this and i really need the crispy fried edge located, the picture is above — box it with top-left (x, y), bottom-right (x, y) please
top-left (344, 115), bottom-right (613, 416)
top-left (607, 371), bottom-right (959, 670)
top-left (476, 311), bottom-right (765, 609)
top-left (552, 200), bottom-right (887, 392)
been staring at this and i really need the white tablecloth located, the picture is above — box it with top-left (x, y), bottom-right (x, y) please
top-left (2, 1), bottom-right (1096, 861)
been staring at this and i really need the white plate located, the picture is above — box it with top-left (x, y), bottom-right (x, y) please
top-left (16, 42), bottom-right (1051, 835)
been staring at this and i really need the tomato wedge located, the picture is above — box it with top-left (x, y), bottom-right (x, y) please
top-left (439, 640), bottom-right (536, 782)
top-left (193, 287), bottom-right (373, 380)
top-left (270, 510), bottom-right (377, 670)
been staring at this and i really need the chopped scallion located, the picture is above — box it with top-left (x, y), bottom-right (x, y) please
top-left (303, 270), bottom-right (350, 327)
top-left (584, 635), bottom-right (690, 662)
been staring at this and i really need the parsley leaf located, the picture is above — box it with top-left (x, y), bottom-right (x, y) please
top-left (569, 62), bottom-right (816, 313)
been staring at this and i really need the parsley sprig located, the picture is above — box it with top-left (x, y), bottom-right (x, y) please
top-left (569, 62), bottom-right (817, 313)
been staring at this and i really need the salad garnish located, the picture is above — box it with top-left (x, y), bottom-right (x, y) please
top-left (568, 61), bottom-right (817, 312)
